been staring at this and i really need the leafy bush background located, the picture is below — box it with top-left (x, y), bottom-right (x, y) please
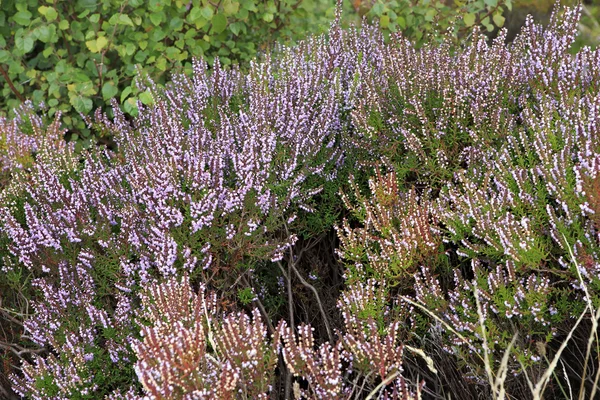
top-left (0, 0), bottom-right (336, 146)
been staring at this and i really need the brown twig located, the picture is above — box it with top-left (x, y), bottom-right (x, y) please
top-left (0, 64), bottom-right (25, 103)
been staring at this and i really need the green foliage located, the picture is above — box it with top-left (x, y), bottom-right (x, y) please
top-left (351, 0), bottom-right (512, 47)
top-left (0, 0), bottom-right (334, 143)
top-left (575, 3), bottom-right (600, 51)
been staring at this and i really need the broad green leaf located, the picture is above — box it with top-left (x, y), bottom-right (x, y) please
top-left (139, 91), bottom-right (153, 105)
top-left (380, 15), bottom-right (390, 29)
top-left (45, 7), bottom-right (58, 21)
top-left (16, 35), bottom-right (34, 53)
top-left (118, 14), bottom-right (134, 26)
top-left (96, 36), bottom-right (109, 51)
top-left (425, 9), bottom-right (436, 22)
top-left (169, 17), bottom-right (183, 31)
top-left (241, 0), bottom-right (257, 11)
top-left (120, 86), bottom-right (132, 102)
top-left (155, 56), bottom-right (167, 71)
top-left (70, 95), bottom-right (93, 114)
top-left (492, 13), bottom-right (505, 27)
top-left (0, 50), bottom-right (9, 63)
top-left (85, 39), bottom-right (99, 53)
top-left (188, 7), bottom-right (202, 22)
top-left (123, 97), bottom-right (138, 116)
top-left (212, 14), bottom-right (227, 33)
top-left (229, 21), bottom-right (244, 36)
top-left (101, 82), bottom-right (118, 100)
top-left (165, 46), bottom-right (181, 59)
top-left (464, 13), bottom-right (476, 27)
top-left (201, 7), bottom-right (214, 20)
top-left (150, 12), bottom-right (163, 25)
top-left (223, 0), bottom-right (239, 16)
top-left (263, 13), bottom-right (273, 23)
top-left (397, 16), bottom-right (406, 29)
top-left (13, 11), bottom-right (32, 26)
top-left (58, 20), bottom-right (69, 30)
top-left (371, 3), bottom-right (384, 16)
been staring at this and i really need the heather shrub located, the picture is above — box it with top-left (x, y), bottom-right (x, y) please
top-left (338, 4), bottom-right (600, 397)
top-left (131, 275), bottom-right (422, 399)
top-left (133, 275), bottom-right (279, 399)
top-left (347, 24), bottom-right (525, 191)
top-left (3, 3), bottom-right (600, 400)
top-left (0, 13), bottom-right (364, 397)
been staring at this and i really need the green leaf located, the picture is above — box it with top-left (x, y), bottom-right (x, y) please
top-left (223, 0), bottom-right (239, 16)
top-left (371, 3), bottom-right (384, 16)
top-left (169, 17), bottom-right (183, 31)
top-left (96, 36), bottom-right (109, 51)
top-left (13, 10), bottom-right (32, 26)
top-left (101, 82), bottom-right (118, 100)
top-left (201, 7), bottom-right (214, 20)
top-left (0, 50), bottom-right (9, 63)
top-left (120, 86), bottom-right (132, 102)
top-left (188, 7), bottom-right (202, 22)
top-left (58, 20), bottom-right (69, 30)
top-left (45, 7), bottom-right (58, 22)
top-left (262, 13), bottom-right (273, 23)
top-left (85, 39), bottom-right (99, 53)
top-left (492, 13), bottom-right (505, 27)
top-left (212, 14), bottom-right (227, 33)
top-left (464, 13), bottom-right (476, 27)
top-left (35, 26), bottom-right (49, 42)
top-left (397, 16), bottom-right (406, 29)
top-left (229, 21), bottom-right (244, 36)
top-left (484, 0), bottom-right (498, 6)
top-left (38, 5), bottom-right (57, 21)
top-left (380, 15), bottom-right (390, 29)
top-left (70, 96), bottom-right (93, 114)
top-left (123, 97), bottom-right (138, 116)
top-left (241, 0), bottom-right (257, 12)
top-left (424, 9), bottom-right (436, 22)
top-left (125, 42), bottom-right (135, 55)
top-left (118, 14), bottom-right (134, 26)
top-left (150, 12), bottom-right (163, 25)
top-left (165, 46), bottom-right (181, 59)
top-left (138, 91), bottom-right (154, 105)
top-left (16, 35), bottom-right (35, 53)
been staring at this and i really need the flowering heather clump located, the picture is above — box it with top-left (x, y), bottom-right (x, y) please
top-left (347, 23), bottom-right (525, 189)
top-left (0, 102), bottom-right (71, 191)
top-left (337, 170), bottom-right (441, 286)
top-left (2, 2), bottom-right (600, 399)
top-left (280, 279), bottom-right (420, 399)
top-left (0, 12), bottom-right (372, 397)
top-left (133, 275), bottom-right (279, 399)
top-left (338, 4), bottom-right (600, 397)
